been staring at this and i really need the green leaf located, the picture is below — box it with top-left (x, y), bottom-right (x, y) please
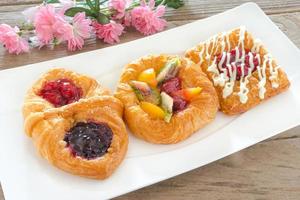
top-left (97, 13), bottom-right (110, 24)
top-left (157, 0), bottom-right (184, 9)
top-left (86, 0), bottom-right (96, 11)
top-left (65, 7), bottom-right (94, 17)
top-left (44, 0), bottom-right (60, 3)
top-left (95, 0), bottom-right (100, 13)
top-left (100, 0), bottom-right (109, 4)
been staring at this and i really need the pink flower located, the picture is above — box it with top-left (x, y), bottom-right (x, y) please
top-left (109, 0), bottom-right (131, 19)
top-left (131, 0), bottom-right (167, 35)
top-left (34, 5), bottom-right (70, 44)
top-left (22, 5), bottom-right (40, 23)
top-left (65, 13), bottom-right (92, 51)
top-left (93, 21), bottom-right (124, 44)
top-left (0, 24), bottom-right (29, 54)
top-left (122, 12), bottom-right (131, 27)
top-left (58, 0), bottom-right (75, 16)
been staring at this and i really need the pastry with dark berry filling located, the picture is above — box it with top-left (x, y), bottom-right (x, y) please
top-left (23, 68), bottom-right (128, 179)
top-left (115, 55), bottom-right (219, 144)
top-left (185, 26), bottom-right (290, 115)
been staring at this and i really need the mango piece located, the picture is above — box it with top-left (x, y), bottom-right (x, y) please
top-left (182, 87), bottom-right (202, 100)
top-left (138, 68), bottom-right (157, 87)
top-left (140, 101), bottom-right (165, 119)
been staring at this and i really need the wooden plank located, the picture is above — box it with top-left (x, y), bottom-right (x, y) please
top-left (0, 12), bottom-right (300, 70)
top-left (166, 0), bottom-right (300, 21)
top-left (0, 0), bottom-right (41, 6)
top-left (1, 0), bottom-right (300, 25)
top-left (0, 1), bottom-right (300, 200)
top-left (115, 127), bottom-right (300, 200)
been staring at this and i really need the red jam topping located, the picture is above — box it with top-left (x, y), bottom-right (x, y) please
top-left (160, 77), bottom-right (188, 112)
top-left (216, 48), bottom-right (260, 80)
top-left (160, 77), bottom-right (182, 96)
top-left (39, 79), bottom-right (82, 107)
top-left (172, 95), bottom-right (188, 112)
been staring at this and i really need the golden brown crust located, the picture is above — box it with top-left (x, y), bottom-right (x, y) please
top-left (22, 68), bottom-right (110, 127)
top-left (185, 27), bottom-right (290, 115)
top-left (115, 55), bottom-right (219, 144)
top-left (23, 68), bottom-right (128, 179)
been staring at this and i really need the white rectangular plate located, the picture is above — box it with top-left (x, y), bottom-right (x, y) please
top-left (1, 2), bottom-right (300, 200)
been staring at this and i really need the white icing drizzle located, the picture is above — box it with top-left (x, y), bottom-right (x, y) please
top-left (238, 26), bottom-right (246, 61)
top-left (251, 39), bottom-right (262, 53)
top-left (257, 55), bottom-right (268, 99)
top-left (208, 57), bottom-right (228, 86)
top-left (218, 52), bottom-right (227, 70)
top-left (199, 26), bottom-right (280, 103)
top-left (223, 63), bottom-right (236, 98)
top-left (198, 47), bottom-right (205, 66)
top-left (268, 55), bottom-right (279, 88)
top-left (237, 63), bottom-right (251, 104)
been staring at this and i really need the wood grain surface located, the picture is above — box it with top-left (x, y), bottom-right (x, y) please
top-left (0, 0), bottom-right (300, 199)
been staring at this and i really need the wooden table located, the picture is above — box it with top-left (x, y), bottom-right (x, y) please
top-left (1, 0), bottom-right (300, 199)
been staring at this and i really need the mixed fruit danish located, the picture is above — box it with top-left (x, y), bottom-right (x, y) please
top-left (115, 55), bottom-right (219, 144)
top-left (185, 26), bottom-right (290, 115)
top-left (23, 68), bottom-right (128, 179)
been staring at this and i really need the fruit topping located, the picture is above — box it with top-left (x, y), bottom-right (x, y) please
top-left (160, 77), bottom-right (182, 96)
top-left (175, 87), bottom-right (202, 101)
top-left (157, 58), bottom-right (181, 84)
top-left (64, 122), bottom-right (113, 160)
top-left (130, 80), bottom-right (161, 105)
top-left (172, 95), bottom-right (188, 112)
top-left (39, 79), bottom-right (82, 107)
top-left (216, 49), bottom-right (260, 80)
top-left (138, 68), bottom-right (157, 87)
top-left (161, 92), bottom-right (173, 122)
top-left (140, 101), bottom-right (165, 119)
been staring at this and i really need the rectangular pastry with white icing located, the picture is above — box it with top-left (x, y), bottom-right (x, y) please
top-left (185, 26), bottom-right (290, 115)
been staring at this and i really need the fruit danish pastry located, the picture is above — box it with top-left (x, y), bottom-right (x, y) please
top-left (22, 68), bottom-right (128, 179)
top-left (185, 26), bottom-right (290, 115)
top-left (115, 55), bottom-right (219, 144)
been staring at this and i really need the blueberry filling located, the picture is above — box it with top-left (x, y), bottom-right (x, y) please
top-left (64, 122), bottom-right (113, 160)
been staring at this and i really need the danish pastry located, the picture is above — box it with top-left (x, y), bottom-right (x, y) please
top-left (115, 55), bottom-right (219, 144)
top-left (185, 27), bottom-right (290, 115)
top-left (23, 68), bottom-right (128, 179)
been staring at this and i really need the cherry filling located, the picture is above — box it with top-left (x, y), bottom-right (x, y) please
top-left (160, 77), bottom-right (182, 95)
top-left (64, 122), bottom-right (113, 160)
top-left (160, 77), bottom-right (188, 112)
top-left (39, 79), bottom-right (82, 107)
top-left (172, 95), bottom-right (188, 112)
top-left (216, 48), bottom-right (260, 80)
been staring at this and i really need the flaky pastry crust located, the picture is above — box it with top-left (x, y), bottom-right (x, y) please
top-left (115, 55), bottom-right (219, 144)
top-left (185, 27), bottom-right (290, 115)
top-left (23, 68), bottom-right (128, 179)
top-left (23, 68), bottom-right (109, 132)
